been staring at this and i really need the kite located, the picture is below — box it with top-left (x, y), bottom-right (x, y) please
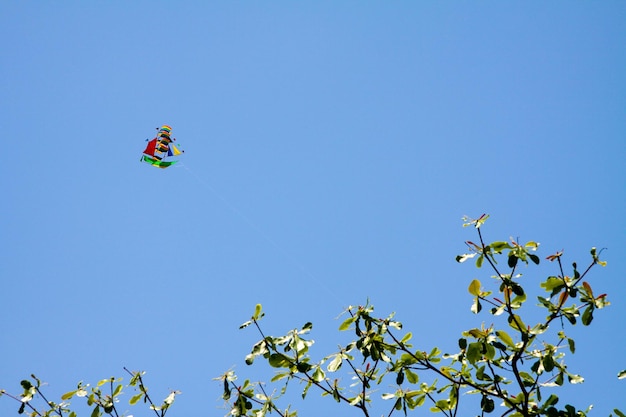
top-left (140, 125), bottom-right (184, 168)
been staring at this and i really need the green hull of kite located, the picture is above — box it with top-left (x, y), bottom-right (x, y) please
top-left (141, 155), bottom-right (178, 169)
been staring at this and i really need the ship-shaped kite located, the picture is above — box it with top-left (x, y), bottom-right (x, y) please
top-left (141, 125), bottom-right (184, 168)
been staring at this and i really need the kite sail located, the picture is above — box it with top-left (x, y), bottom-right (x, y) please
top-left (140, 125), bottom-right (184, 168)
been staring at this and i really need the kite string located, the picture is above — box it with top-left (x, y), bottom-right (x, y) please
top-left (177, 162), bottom-right (342, 304)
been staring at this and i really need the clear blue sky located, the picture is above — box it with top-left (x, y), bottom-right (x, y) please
top-left (1, 2), bottom-right (625, 415)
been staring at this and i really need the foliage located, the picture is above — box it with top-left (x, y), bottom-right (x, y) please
top-left (2, 215), bottom-right (623, 417)
top-left (215, 214), bottom-right (622, 417)
top-left (0, 368), bottom-right (179, 417)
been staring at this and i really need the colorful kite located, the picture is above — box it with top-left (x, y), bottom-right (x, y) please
top-left (141, 125), bottom-right (184, 168)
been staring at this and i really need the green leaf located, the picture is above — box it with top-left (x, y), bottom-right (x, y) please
top-left (568, 373), bottom-right (584, 384)
top-left (471, 298), bottom-right (482, 314)
top-left (484, 343), bottom-right (496, 361)
top-left (339, 316), bottom-right (356, 331)
top-left (481, 395), bottom-right (495, 413)
top-left (511, 283), bottom-right (524, 296)
top-left (405, 368), bottom-right (419, 384)
top-left (562, 306), bottom-right (578, 325)
top-left (90, 405), bottom-right (101, 417)
top-left (525, 241), bottom-right (540, 251)
top-left (582, 306), bottom-right (594, 325)
top-left (567, 338), bottom-right (576, 354)
top-left (327, 354), bottom-right (343, 372)
top-left (61, 390), bottom-right (77, 401)
top-left (508, 314), bottom-right (527, 333)
top-left (396, 371), bottom-right (404, 385)
top-left (467, 328), bottom-right (488, 338)
top-left (400, 353), bottom-right (418, 365)
top-left (429, 347), bottom-right (441, 358)
top-left (270, 372), bottom-right (290, 383)
top-left (456, 253), bottom-right (477, 263)
top-left (466, 342), bottom-right (481, 365)
top-left (475, 214), bottom-right (489, 228)
top-left (543, 355), bottom-right (555, 372)
top-left (618, 370), bottom-right (626, 379)
top-left (555, 372), bottom-right (564, 386)
top-left (537, 296), bottom-right (554, 310)
top-left (394, 397), bottom-right (402, 410)
top-left (163, 390), bottom-right (178, 405)
top-left (431, 398), bottom-right (453, 411)
top-left (388, 320), bottom-right (403, 330)
top-left (349, 394), bottom-right (363, 406)
top-left (614, 409), bottom-right (626, 417)
top-left (458, 338), bottom-right (467, 349)
top-left (541, 277), bottom-right (565, 294)
top-left (253, 304), bottom-right (263, 320)
top-left (296, 362), bottom-right (313, 373)
top-left (491, 303), bottom-right (506, 316)
top-left (490, 241), bottom-right (512, 253)
top-left (496, 330), bottom-right (515, 348)
top-left (530, 323), bottom-right (548, 335)
top-left (581, 281), bottom-right (594, 298)
top-left (268, 353), bottom-right (291, 368)
top-left (130, 393), bottom-right (143, 405)
top-left (543, 394), bottom-right (559, 407)
top-left (475, 366), bottom-right (491, 381)
top-left (468, 279), bottom-right (481, 296)
top-left (312, 366), bottom-right (325, 382)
